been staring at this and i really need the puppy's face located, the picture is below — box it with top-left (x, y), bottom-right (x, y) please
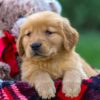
top-left (17, 12), bottom-right (79, 59)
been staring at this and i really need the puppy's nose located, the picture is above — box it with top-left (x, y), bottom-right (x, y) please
top-left (31, 43), bottom-right (41, 51)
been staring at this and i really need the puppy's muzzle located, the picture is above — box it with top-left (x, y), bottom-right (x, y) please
top-left (31, 43), bottom-right (41, 51)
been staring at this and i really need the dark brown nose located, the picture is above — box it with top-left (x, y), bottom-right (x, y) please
top-left (31, 43), bottom-right (41, 51)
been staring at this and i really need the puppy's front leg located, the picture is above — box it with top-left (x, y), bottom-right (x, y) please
top-left (62, 70), bottom-right (82, 98)
top-left (32, 71), bottom-right (56, 99)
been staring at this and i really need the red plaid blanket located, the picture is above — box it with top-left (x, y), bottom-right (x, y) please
top-left (0, 75), bottom-right (100, 100)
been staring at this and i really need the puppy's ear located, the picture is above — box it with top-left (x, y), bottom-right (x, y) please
top-left (61, 18), bottom-right (79, 52)
top-left (17, 28), bottom-right (24, 57)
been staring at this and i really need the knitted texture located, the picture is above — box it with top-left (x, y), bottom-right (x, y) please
top-left (0, 62), bottom-right (11, 80)
top-left (0, 0), bottom-right (61, 31)
top-left (0, 75), bottom-right (100, 100)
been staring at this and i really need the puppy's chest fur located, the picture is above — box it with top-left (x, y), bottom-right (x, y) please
top-left (21, 52), bottom-right (84, 80)
top-left (22, 58), bottom-right (65, 80)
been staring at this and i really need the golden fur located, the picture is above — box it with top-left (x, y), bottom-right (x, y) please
top-left (17, 11), bottom-right (97, 99)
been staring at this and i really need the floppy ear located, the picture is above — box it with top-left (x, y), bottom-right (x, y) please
top-left (16, 29), bottom-right (24, 57)
top-left (61, 18), bottom-right (79, 52)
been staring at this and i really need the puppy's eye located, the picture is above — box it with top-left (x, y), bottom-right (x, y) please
top-left (26, 32), bottom-right (31, 36)
top-left (45, 30), bottom-right (53, 35)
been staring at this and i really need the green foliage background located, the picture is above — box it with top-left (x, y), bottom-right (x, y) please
top-left (59, 0), bottom-right (100, 68)
top-left (59, 0), bottom-right (100, 31)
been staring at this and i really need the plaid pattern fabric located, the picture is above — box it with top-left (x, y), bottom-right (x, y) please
top-left (0, 75), bottom-right (100, 100)
top-left (83, 75), bottom-right (100, 100)
top-left (0, 80), bottom-right (36, 100)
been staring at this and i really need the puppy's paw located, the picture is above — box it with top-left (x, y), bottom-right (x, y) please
top-left (62, 79), bottom-right (81, 98)
top-left (35, 80), bottom-right (56, 99)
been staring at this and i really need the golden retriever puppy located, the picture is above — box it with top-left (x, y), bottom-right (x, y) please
top-left (17, 11), bottom-right (97, 99)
